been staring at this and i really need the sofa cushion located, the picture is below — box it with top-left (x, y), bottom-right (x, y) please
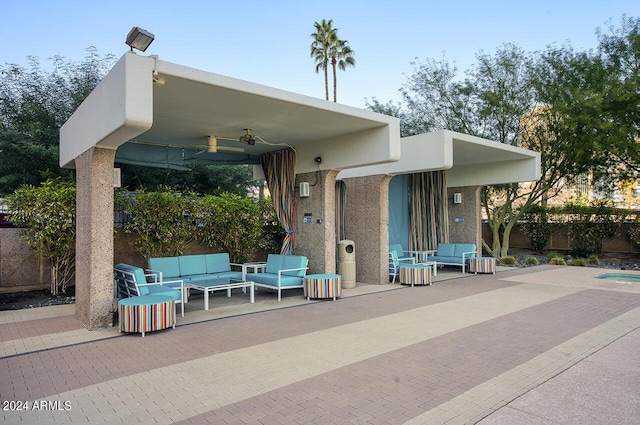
top-left (115, 264), bottom-right (150, 295)
top-left (265, 254), bottom-right (285, 274)
top-left (282, 255), bottom-right (307, 277)
top-left (148, 257), bottom-right (181, 279)
top-left (436, 243), bottom-right (455, 257)
top-left (389, 244), bottom-right (405, 259)
top-left (430, 256), bottom-right (464, 265)
top-left (204, 253), bottom-right (232, 274)
top-left (454, 244), bottom-right (476, 258)
top-left (146, 285), bottom-right (181, 301)
top-left (215, 271), bottom-right (243, 280)
top-left (178, 255), bottom-right (207, 276)
top-left (248, 273), bottom-right (303, 287)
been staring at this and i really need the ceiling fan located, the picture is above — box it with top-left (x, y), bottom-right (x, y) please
top-left (201, 129), bottom-right (256, 154)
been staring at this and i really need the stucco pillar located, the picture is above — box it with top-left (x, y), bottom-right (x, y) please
top-left (447, 185), bottom-right (482, 253)
top-left (342, 174), bottom-right (391, 285)
top-left (75, 147), bottom-right (116, 329)
top-left (295, 170), bottom-right (338, 274)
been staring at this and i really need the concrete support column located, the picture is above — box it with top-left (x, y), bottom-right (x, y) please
top-left (295, 170), bottom-right (338, 274)
top-left (75, 147), bottom-right (116, 329)
top-left (342, 174), bottom-right (391, 285)
top-left (447, 185), bottom-right (482, 254)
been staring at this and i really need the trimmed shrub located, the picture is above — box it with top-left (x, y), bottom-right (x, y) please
top-left (525, 256), bottom-right (539, 266)
top-left (546, 251), bottom-right (561, 262)
top-left (588, 255), bottom-right (600, 265)
top-left (573, 258), bottom-right (588, 267)
top-left (500, 256), bottom-right (517, 266)
top-left (548, 257), bottom-right (567, 266)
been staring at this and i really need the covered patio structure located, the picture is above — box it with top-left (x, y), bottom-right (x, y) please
top-left (60, 52), bottom-right (400, 329)
top-left (337, 131), bottom-right (541, 284)
top-left (61, 52), bottom-right (540, 330)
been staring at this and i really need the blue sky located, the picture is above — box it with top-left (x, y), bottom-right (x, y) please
top-left (1, 0), bottom-right (637, 108)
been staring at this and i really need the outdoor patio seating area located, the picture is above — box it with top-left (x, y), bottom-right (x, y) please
top-left (2, 265), bottom-right (639, 424)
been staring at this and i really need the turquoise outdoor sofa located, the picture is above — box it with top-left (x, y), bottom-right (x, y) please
top-left (147, 253), bottom-right (242, 283)
top-left (114, 263), bottom-right (185, 316)
top-left (245, 254), bottom-right (309, 301)
top-left (428, 243), bottom-right (477, 273)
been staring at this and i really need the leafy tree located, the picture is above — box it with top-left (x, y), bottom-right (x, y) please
top-left (310, 19), bottom-right (338, 101)
top-left (329, 38), bottom-right (355, 102)
top-left (593, 15), bottom-right (640, 177)
top-left (0, 48), bottom-right (116, 195)
top-left (6, 177), bottom-right (76, 294)
top-left (371, 16), bottom-right (638, 258)
top-left (116, 188), bottom-right (197, 258)
top-left (193, 193), bottom-right (263, 263)
top-left (117, 163), bottom-right (257, 196)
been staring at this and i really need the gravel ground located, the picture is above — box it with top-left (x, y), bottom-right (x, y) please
top-left (1, 249), bottom-right (638, 311)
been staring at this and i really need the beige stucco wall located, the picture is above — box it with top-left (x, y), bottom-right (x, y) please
top-left (0, 228), bottom-right (50, 291)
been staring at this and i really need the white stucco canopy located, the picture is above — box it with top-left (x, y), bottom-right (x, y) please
top-left (60, 52), bottom-right (401, 174)
top-left (337, 130), bottom-right (541, 186)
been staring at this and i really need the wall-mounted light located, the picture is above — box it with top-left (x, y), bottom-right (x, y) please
top-left (314, 156), bottom-right (322, 164)
top-left (300, 182), bottom-right (310, 197)
top-left (125, 27), bottom-right (155, 52)
top-left (453, 192), bottom-right (462, 204)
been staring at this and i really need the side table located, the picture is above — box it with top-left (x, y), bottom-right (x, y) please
top-left (467, 257), bottom-right (496, 274)
top-left (399, 263), bottom-right (432, 286)
top-left (119, 295), bottom-right (175, 337)
top-left (304, 274), bottom-right (341, 301)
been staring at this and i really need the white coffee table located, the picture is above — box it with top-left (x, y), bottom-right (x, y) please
top-left (186, 277), bottom-right (254, 310)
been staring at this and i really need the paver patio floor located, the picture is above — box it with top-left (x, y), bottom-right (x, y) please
top-left (1, 265), bottom-right (639, 424)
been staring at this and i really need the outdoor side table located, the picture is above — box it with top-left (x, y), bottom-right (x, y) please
top-left (304, 274), bottom-right (341, 300)
top-left (399, 263), bottom-right (432, 286)
top-left (467, 257), bottom-right (496, 274)
top-left (118, 295), bottom-right (175, 337)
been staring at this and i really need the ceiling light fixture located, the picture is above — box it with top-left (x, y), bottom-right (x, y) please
top-left (207, 136), bottom-right (218, 153)
top-left (239, 128), bottom-right (256, 145)
top-left (125, 27), bottom-right (155, 52)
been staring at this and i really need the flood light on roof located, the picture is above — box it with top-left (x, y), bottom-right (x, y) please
top-left (125, 27), bottom-right (155, 52)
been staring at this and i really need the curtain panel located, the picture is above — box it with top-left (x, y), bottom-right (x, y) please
top-left (408, 170), bottom-right (449, 251)
top-left (260, 148), bottom-right (297, 255)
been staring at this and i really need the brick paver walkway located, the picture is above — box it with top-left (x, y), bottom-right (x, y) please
top-left (1, 266), bottom-right (639, 424)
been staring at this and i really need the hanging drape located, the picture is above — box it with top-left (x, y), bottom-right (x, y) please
top-left (260, 148), bottom-right (297, 255)
top-left (408, 170), bottom-right (449, 251)
top-left (335, 181), bottom-right (347, 242)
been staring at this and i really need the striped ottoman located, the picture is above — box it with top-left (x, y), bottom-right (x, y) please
top-left (468, 257), bottom-right (496, 274)
top-left (304, 274), bottom-right (341, 301)
top-left (399, 264), bottom-right (432, 286)
top-left (118, 295), bottom-right (176, 337)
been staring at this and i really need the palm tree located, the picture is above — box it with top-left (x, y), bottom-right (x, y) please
top-left (330, 39), bottom-right (355, 102)
top-left (310, 19), bottom-right (337, 101)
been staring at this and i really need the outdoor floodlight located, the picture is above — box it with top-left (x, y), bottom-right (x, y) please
top-left (126, 27), bottom-right (155, 52)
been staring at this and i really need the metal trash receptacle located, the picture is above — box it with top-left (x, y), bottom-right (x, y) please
top-left (337, 239), bottom-right (356, 288)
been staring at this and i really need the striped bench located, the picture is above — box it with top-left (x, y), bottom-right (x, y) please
top-left (304, 274), bottom-right (341, 301)
top-left (118, 295), bottom-right (175, 337)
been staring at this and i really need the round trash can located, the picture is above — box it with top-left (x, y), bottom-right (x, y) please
top-left (337, 239), bottom-right (356, 288)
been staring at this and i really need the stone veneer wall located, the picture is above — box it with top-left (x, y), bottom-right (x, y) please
top-left (342, 174), bottom-right (392, 285)
top-left (447, 186), bottom-right (482, 253)
top-left (294, 170), bottom-right (338, 275)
